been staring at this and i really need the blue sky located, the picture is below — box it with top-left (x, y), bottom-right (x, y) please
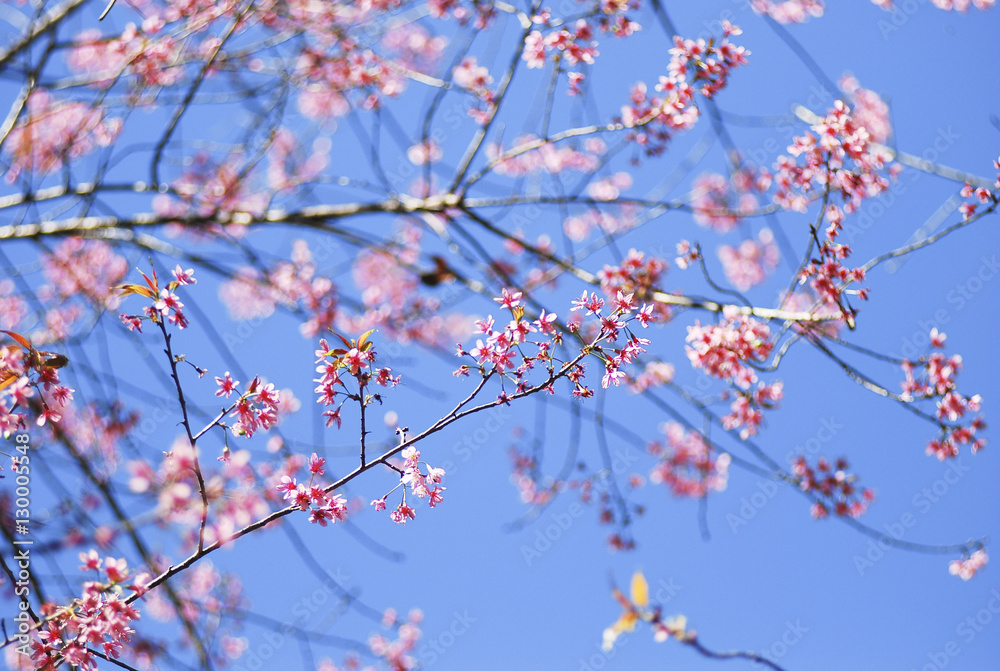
top-left (199, 4), bottom-right (1000, 669)
top-left (3, 1), bottom-right (1000, 670)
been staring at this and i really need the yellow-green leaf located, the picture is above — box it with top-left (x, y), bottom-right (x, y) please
top-left (630, 571), bottom-right (649, 608)
top-left (357, 328), bottom-right (377, 352)
top-left (0, 371), bottom-right (21, 392)
top-left (115, 284), bottom-right (156, 299)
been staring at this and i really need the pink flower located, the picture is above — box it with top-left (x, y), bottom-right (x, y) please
top-left (494, 288), bottom-right (523, 310)
top-left (308, 453), bottom-right (326, 476)
top-left (215, 372), bottom-right (239, 398)
top-left (717, 229), bottom-right (780, 291)
top-left (4, 90), bottom-right (122, 182)
top-left (104, 556), bottom-right (130, 583)
top-left (648, 424), bottom-right (730, 497)
top-left (685, 314), bottom-right (773, 389)
top-left (323, 408), bottom-right (342, 429)
top-left (79, 549), bottom-right (102, 571)
top-left (453, 57), bottom-right (493, 92)
top-left (120, 314), bottom-right (143, 332)
top-left (949, 549), bottom-right (988, 580)
top-left (602, 365), bottom-right (626, 389)
top-left (571, 290), bottom-right (605, 315)
top-left (172, 265), bottom-right (196, 285)
top-left (390, 503), bottom-right (416, 524)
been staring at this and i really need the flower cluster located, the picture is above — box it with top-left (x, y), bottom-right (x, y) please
top-left (722, 380), bottom-right (784, 439)
top-left (648, 423), bottom-right (731, 497)
top-left (949, 548), bottom-right (988, 581)
top-left (717, 228), bottom-right (780, 291)
top-left (508, 448), bottom-right (554, 507)
top-left (0, 332), bottom-right (73, 431)
top-left (791, 455), bottom-right (875, 519)
top-left (118, 264), bottom-right (196, 332)
top-left (363, 608), bottom-right (424, 671)
top-left (68, 23), bottom-right (183, 89)
top-left (569, 289), bottom-right (653, 391)
top-left (958, 166), bottom-right (998, 220)
top-left (457, 288), bottom-right (567, 395)
top-left (685, 309), bottom-right (773, 389)
top-left (563, 203), bottom-right (639, 242)
top-left (900, 330), bottom-right (985, 460)
top-left (597, 249), bottom-right (671, 323)
top-left (690, 169), bottom-right (770, 233)
top-left (223, 375), bottom-right (284, 439)
top-left (839, 75), bottom-right (892, 144)
top-left (685, 310), bottom-right (784, 438)
top-left (371, 443), bottom-right (446, 524)
top-left (668, 23), bottom-right (749, 98)
top-left (774, 101), bottom-right (895, 214)
top-left (452, 56), bottom-right (496, 123)
top-left (128, 437), bottom-right (271, 548)
top-left (3, 90), bottom-right (121, 183)
top-left (797, 216), bottom-right (867, 325)
top-left (276, 453), bottom-right (349, 526)
top-left (620, 25), bottom-right (748, 156)
top-left (930, 0), bottom-right (995, 10)
top-left (674, 240), bottom-right (702, 269)
top-left (219, 240), bottom-right (339, 338)
top-left (30, 554), bottom-right (148, 670)
top-left (752, 0), bottom-right (994, 21)
top-left (154, 151), bottom-right (268, 221)
top-left (750, 0), bottom-right (825, 24)
top-left (627, 360), bottom-right (675, 394)
top-left (522, 20), bottom-right (600, 71)
top-left (314, 331), bottom-right (400, 429)
top-left (487, 135), bottom-right (602, 178)
top-left (41, 238), bottom-right (128, 315)
top-left (293, 40), bottom-right (404, 120)
top-left (54, 402), bottom-right (138, 478)
top-left (382, 23), bottom-right (446, 74)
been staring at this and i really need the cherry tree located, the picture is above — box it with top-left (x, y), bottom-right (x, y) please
top-left (0, 0), bottom-right (997, 669)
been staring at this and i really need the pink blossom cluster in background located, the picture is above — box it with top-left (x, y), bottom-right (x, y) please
top-left (792, 455), bottom-right (876, 519)
top-left (648, 422), bottom-right (732, 498)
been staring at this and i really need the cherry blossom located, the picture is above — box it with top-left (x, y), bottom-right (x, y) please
top-left (0, 1), bottom-right (993, 666)
top-left (717, 228), bottom-right (780, 290)
top-left (619, 26), bottom-right (748, 156)
top-left (685, 311), bottom-right (774, 389)
top-left (949, 548), bottom-right (988, 580)
top-left (792, 455), bottom-right (875, 519)
top-left (648, 423), bottom-right (731, 497)
top-left (3, 91), bottom-right (121, 183)
top-left (750, 0), bottom-right (826, 24)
